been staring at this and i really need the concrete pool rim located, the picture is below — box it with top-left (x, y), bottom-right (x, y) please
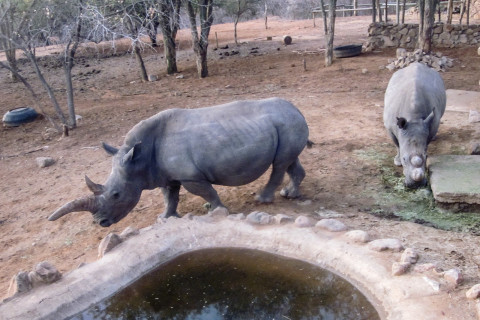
top-left (0, 214), bottom-right (466, 320)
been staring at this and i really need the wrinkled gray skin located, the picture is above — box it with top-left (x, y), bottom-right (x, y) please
top-left (384, 63), bottom-right (446, 188)
top-left (49, 98), bottom-right (310, 227)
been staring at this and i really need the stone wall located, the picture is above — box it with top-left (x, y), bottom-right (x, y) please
top-left (366, 22), bottom-right (480, 50)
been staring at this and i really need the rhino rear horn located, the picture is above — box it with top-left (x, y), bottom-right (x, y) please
top-left (48, 195), bottom-right (98, 221)
top-left (85, 175), bottom-right (104, 195)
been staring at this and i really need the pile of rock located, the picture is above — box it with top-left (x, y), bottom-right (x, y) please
top-left (385, 48), bottom-right (454, 72)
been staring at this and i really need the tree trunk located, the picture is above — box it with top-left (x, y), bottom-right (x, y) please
top-left (418, 0), bottom-right (425, 36)
top-left (234, 17), bottom-right (239, 45)
top-left (372, 0), bottom-right (377, 22)
top-left (0, 2), bottom-right (19, 82)
top-left (325, 0), bottom-right (337, 67)
top-left (26, 52), bottom-right (66, 124)
top-left (164, 36), bottom-right (178, 74)
top-left (377, 0), bottom-right (383, 22)
top-left (418, 0), bottom-right (435, 52)
top-left (320, 0), bottom-right (328, 34)
top-left (186, 0), bottom-right (214, 78)
top-left (446, 0), bottom-right (453, 24)
top-left (159, 0), bottom-right (181, 75)
top-left (264, 2), bottom-right (268, 29)
top-left (134, 45), bottom-right (148, 81)
top-left (402, 0), bottom-right (406, 23)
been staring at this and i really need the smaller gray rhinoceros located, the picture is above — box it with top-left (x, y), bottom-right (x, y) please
top-left (383, 62), bottom-right (446, 188)
top-left (49, 98), bottom-right (311, 227)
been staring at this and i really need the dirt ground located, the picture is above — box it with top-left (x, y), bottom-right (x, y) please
top-left (1, 15), bottom-right (480, 317)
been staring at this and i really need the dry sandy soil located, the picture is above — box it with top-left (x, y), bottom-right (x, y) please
top-left (1, 15), bottom-right (480, 317)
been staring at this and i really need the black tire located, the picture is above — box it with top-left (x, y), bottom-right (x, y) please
top-left (2, 107), bottom-right (39, 126)
top-left (333, 44), bottom-right (363, 58)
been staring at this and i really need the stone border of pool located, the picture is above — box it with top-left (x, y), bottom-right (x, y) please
top-left (0, 214), bottom-right (468, 320)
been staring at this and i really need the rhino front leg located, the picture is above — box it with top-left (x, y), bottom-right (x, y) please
top-left (280, 158), bottom-right (305, 199)
top-left (160, 184), bottom-right (181, 218)
top-left (182, 181), bottom-right (226, 211)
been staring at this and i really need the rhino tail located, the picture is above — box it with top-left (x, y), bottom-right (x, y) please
top-left (306, 139), bottom-right (314, 149)
top-left (48, 195), bottom-right (98, 221)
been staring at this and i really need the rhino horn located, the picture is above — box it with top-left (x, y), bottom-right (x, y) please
top-left (411, 155), bottom-right (423, 167)
top-left (85, 175), bottom-right (104, 195)
top-left (411, 168), bottom-right (425, 182)
top-left (48, 195), bottom-right (98, 221)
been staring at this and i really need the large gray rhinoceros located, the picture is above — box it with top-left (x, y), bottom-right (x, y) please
top-left (49, 98), bottom-right (311, 227)
top-left (383, 62), bottom-right (446, 188)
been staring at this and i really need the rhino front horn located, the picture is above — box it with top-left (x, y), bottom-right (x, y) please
top-left (48, 195), bottom-right (98, 221)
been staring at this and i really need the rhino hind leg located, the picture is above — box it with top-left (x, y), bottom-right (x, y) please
top-left (255, 165), bottom-right (289, 203)
top-left (280, 158), bottom-right (305, 199)
top-left (160, 184), bottom-right (181, 218)
top-left (182, 181), bottom-right (226, 211)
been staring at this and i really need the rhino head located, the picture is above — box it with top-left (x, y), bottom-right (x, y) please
top-left (48, 142), bottom-right (144, 227)
top-left (396, 112), bottom-right (435, 188)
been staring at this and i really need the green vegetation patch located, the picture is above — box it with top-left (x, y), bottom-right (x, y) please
top-left (354, 148), bottom-right (480, 234)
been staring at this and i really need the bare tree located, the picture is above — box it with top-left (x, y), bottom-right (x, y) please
top-left (418, 0), bottom-right (436, 52)
top-left (185, 0), bottom-right (214, 78)
top-left (0, 0), bottom-right (19, 81)
top-left (320, 0), bottom-right (337, 67)
top-left (158, 0), bottom-right (182, 74)
top-left (219, 0), bottom-right (259, 46)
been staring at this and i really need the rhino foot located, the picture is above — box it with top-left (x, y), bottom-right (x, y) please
top-left (280, 187), bottom-right (301, 199)
top-left (254, 193), bottom-right (274, 203)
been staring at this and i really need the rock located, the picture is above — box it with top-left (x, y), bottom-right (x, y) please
top-left (266, 36), bottom-right (272, 40)
top-left (175, 74), bottom-right (184, 79)
top-left (466, 284), bottom-right (480, 299)
top-left (274, 214), bottom-right (294, 224)
top-left (392, 262), bottom-right (411, 276)
top-left (297, 199), bottom-right (312, 206)
top-left (470, 142), bottom-right (480, 155)
top-left (469, 110), bottom-right (480, 123)
top-left (5, 272), bottom-right (31, 298)
top-left (246, 211), bottom-right (273, 225)
top-left (396, 48), bottom-right (407, 58)
top-left (368, 238), bottom-right (404, 252)
top-left (413, 263), bottom-right (439, 273)
top-left (283, 35), bottom-right (292, 45)
top-left (119, 226), bottom-right (139, 240)
top-left (31, 261), bottom-right (61, 285)
top-left (443, 268), bottom-right (463, 287)
top-left (478, 46), bottom-right (480, 56)
top-left (423, 276), bottom-right (440, 292)
top-left (294, 215), bottom-right (315, 228)
top-left (315, 219), bottom-right (347, 232)
top-left (344, 230), bottom-right (370, 243)
top-left (362, 68), bottom-right (368, 74)
top-left (400, 248), bottom-right (419, 264)
top-left (315, 208), bottom-right (344, 218)
top-left (98, 233), bottom-right (122, 258)
top-left (148, 74), bottom-right (157, 82)
top-left (227, 213), bottom-right (245, 221)
top-left (36, 157), bottom-right (55, 168)
top-left (209, 207), bottom-right (229, 217)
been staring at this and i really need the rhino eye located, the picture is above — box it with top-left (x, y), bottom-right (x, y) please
top-left (112, 192), bottom-right (120, 200)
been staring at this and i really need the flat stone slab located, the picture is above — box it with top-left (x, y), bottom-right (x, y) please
top-left (428, 155), bottom-right (480, 204)
top-left (446, 89), bottom-right (480, 113)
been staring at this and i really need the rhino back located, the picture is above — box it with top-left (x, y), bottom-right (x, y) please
top-left (384, 63), bottom-right (446, 132)
top-left (131, 98), bottom-right (309, 186)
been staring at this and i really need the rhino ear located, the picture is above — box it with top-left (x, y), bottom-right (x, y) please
top-left (122, 142), bottom-right (142, 165)
top-left (85, 175), bottom-right (104, 195)
top-left (102, 142), bottom-right (119, 156)
top-left (424, 110), bottom-right (435, 128)
top-left (396, 117), bottom-right (408, 130)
